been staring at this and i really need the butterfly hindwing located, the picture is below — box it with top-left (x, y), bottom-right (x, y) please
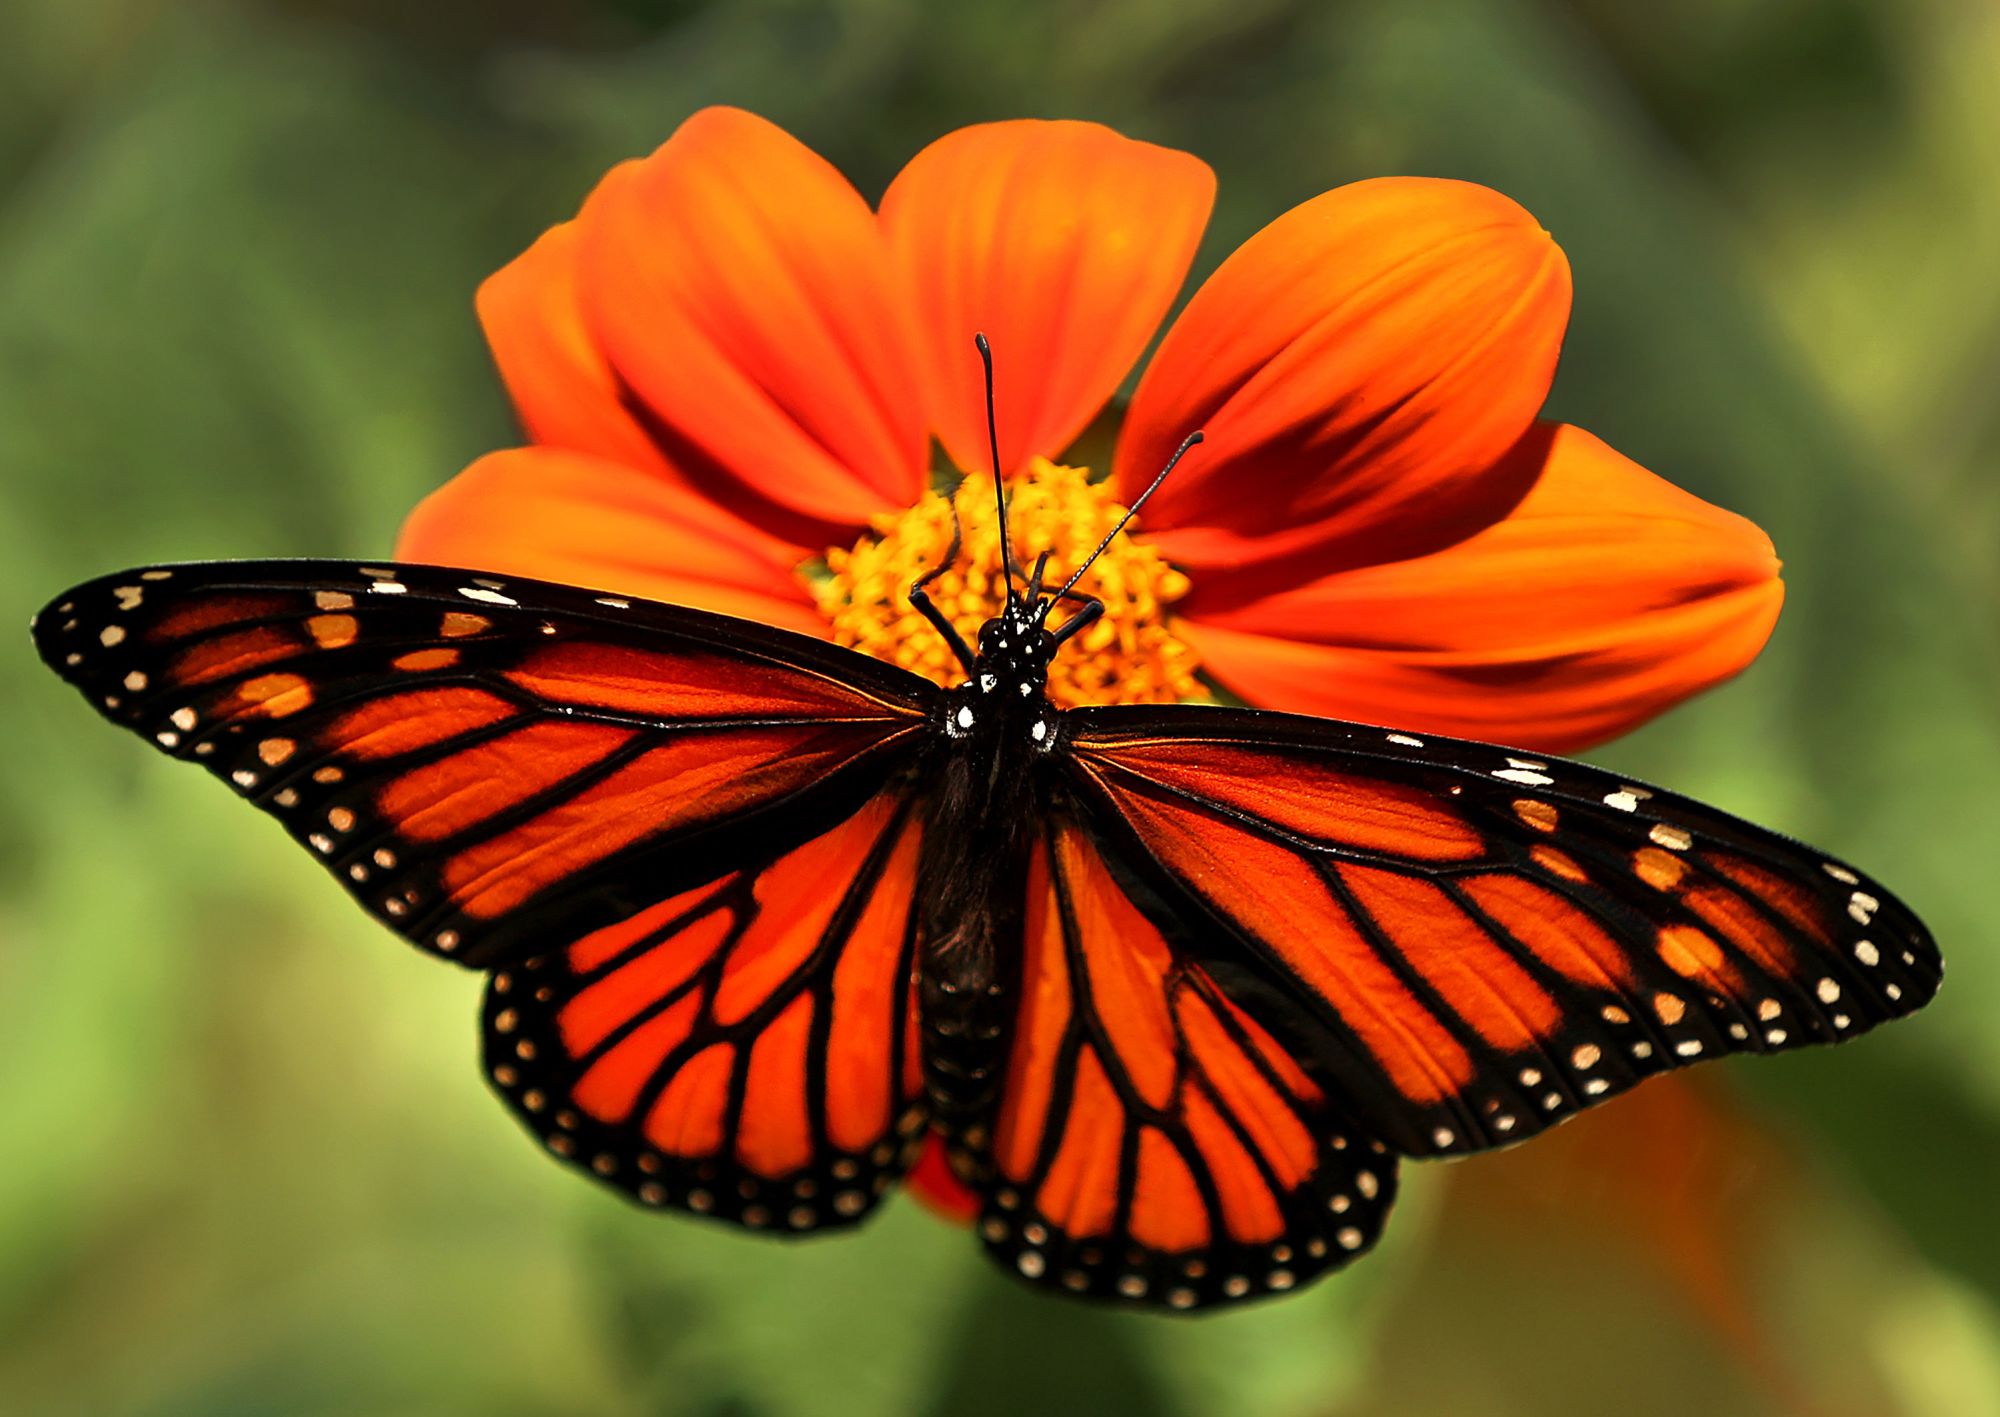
top-left (32, 561), bottom-right (936, 970)
top-left (1059, 706), bottom-right (1940, 1160)
top-left (969, 818), bottom-right (1397, 1309)
top-left (483, 791), bottom-right (930, 1227)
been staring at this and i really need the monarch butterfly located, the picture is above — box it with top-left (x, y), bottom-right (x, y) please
top-left (31, 340), bottom-right (1939, 1312)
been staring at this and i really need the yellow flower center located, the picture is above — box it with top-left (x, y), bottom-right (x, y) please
top-left (813, 458), bottom-right (1204, 707)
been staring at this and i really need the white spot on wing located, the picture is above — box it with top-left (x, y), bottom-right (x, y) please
top-left (458, 586), bottom-right (518, 606)
top-left (1649, 823), bottom-right (1692, 851)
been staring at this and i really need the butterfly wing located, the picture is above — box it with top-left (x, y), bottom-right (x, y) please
top-left (483, 788), bottom-right (928, 1225)
top-left (1057, 705), bottom-right (1939, 1161)
top-left (33, 561), bottom-right (933, 968)
top-left (972, 815), bottom-right (1398, 1309)
top-left (34, 560), bottom-right (938, 1224)
top-left (971, 704), bottom-right (1938, 1309)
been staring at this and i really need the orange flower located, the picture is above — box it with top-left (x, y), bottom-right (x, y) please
top-left (399, 108), bottom-right (1784, 1224)
top-left (400, 105), bottom-right (1781, 758)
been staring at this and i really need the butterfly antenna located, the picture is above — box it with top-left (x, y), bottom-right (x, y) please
top-left (1047, 430), bottom-right (1203, 608)
top-left (974, 333), bottom-right (1017, 606)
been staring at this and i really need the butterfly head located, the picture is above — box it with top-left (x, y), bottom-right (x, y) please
top-left (973, 605), bottom-right (1055, 695)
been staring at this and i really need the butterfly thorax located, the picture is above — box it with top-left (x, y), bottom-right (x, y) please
top-left (915, 605), bottom-right (1062, 1129)
top-left (937, 607), bottom-right (1062, 756)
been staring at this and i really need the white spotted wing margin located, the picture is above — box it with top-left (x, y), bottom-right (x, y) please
top-left (30, 560), bottom-right (939, 971)
top-left (1057, 704), bottom-right (1942, 1163)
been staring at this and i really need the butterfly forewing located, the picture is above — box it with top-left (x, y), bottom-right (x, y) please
top-left (31, 562), bottom-right (936, 969)
top-left (1059, 706), bottom-right (1940, 1160)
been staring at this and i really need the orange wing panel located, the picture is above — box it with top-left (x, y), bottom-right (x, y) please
top-left (506, 640), bottom-right (915, 719)
top-left (1073, 737), bottom-right (1483, 860)
top-left (1099, 782), bottom-right (1473, 1105)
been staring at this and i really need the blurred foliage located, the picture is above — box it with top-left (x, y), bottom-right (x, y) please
top-left (2, 0), bottom-right (1997, 1413)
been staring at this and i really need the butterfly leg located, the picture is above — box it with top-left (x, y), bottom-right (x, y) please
top-left (1047, 592), bottom-right (1104, 647)
top-left (907, 500), bottom-right (976, 672)
top-left (1024, 551), bottom-right (1052, 600)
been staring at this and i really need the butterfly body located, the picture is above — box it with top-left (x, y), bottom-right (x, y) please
top-left (32, 557), bottom-right (1941, 1311)
top-left (914, 606), bottom-right (1066, 1125)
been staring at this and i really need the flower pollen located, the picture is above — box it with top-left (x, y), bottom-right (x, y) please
top-left (813, 458), bottom-right (1202, 707)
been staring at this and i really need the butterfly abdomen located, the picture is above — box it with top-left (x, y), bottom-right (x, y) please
top-left (917, 921), bottom-right (1016, 1123)
top-left (914, 738), bottom-right (1037, 1126)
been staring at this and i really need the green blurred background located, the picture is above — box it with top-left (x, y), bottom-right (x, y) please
top-left (4, 0), bottom-right (1997, 1412)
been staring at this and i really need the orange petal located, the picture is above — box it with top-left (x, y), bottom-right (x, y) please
top-left (903, 1135), bottom-right (980, 1225)
top-left (477, 217), bottom-right (670, 476)
top-left (1117, 177), bottom-right (1571, 574)
top-left (1177, 424), bottom-right (1783, 752)
top-left (577, 107), bottom-right (929, 537)
top-left (881, 120), bottom-right (1213, 476)
top-left (396, 447), bottom-right (828, 637)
